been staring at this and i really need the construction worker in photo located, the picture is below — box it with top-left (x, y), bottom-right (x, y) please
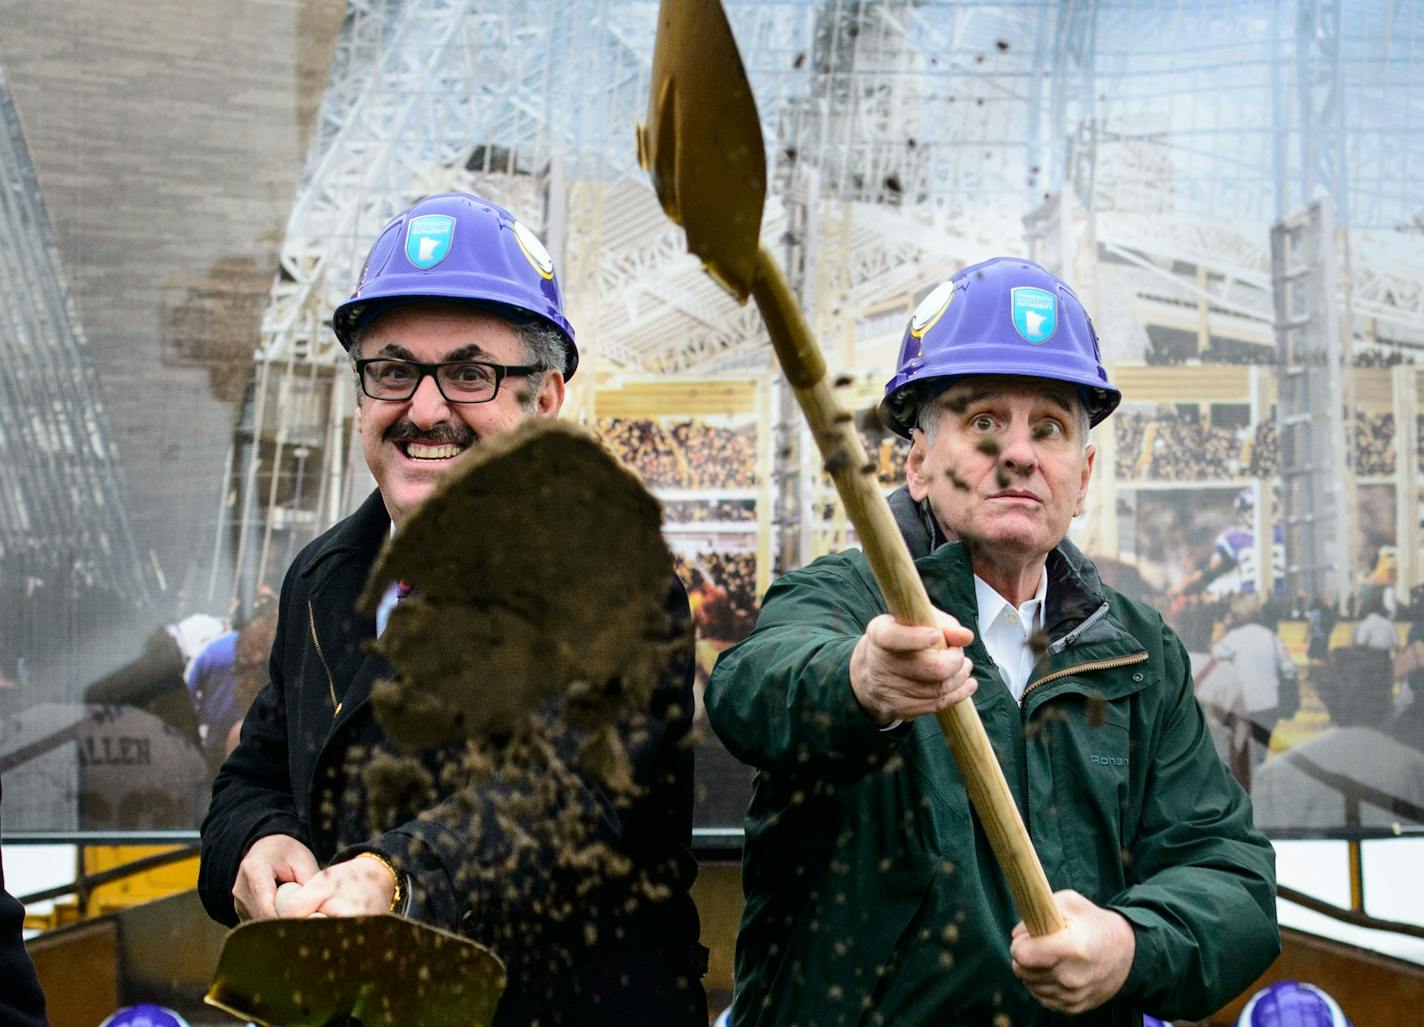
top-left (704, 257), bottom-right (1278, 1025)
top-left (198, 192), bottom-right (707, 1025)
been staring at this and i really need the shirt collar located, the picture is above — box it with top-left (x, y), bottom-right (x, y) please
top-left (973, 568), bottom-right (1048, 631)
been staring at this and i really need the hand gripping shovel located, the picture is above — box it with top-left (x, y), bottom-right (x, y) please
top-left (636, 0), bottom-right (1065, 937)
top-left (205, 915), bottom-right (506, 1026)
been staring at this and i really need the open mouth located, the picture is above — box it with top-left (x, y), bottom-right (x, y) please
top-left (401, 441), bottom-right (466, 461)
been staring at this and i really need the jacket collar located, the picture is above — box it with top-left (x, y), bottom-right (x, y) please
top-left (300, 489), bottom-right (391, 594)
top-left (887, 485), bottom-right (945, 560)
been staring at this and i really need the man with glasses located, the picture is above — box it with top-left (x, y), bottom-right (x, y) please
top-left (198, 193), bottom-right (707, 1025)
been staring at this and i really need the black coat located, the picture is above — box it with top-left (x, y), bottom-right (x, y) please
top-left (199, 490), bottom-right (706, 1025)
top-left (1, 774), bottom-right (49, 1027)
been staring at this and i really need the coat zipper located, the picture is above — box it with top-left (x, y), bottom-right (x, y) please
top-left (1022, 651), bottom-right (1149, 701)
top-left (1047, 601), bottom-right (1112, 655)
top-left (308, 599), bottom-right (341, 718)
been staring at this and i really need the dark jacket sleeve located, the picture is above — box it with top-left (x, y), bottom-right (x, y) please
top-left (1109, 627), bottom-right (1280, 1019)
top-left (340, 576), bottom-right (700, 942)
top-left (198, 565), bottom-right (313, 926)
top-left (1, 776), bottom-right (50, 1027)
top-left (704, 555), bottom-right (903, 786)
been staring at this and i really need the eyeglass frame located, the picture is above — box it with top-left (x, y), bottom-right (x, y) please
top-left (353, 357), bottom-right (545, 404)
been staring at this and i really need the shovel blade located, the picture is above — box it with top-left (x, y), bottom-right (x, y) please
top-left (636, 0), bottom-right (767, 301)
top-left (205, 915), bottom-right (506, 1027)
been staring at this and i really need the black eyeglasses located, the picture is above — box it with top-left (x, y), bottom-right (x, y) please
top-left (354, 358), bottom-right (543, 404)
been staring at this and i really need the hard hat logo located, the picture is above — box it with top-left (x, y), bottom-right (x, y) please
top-left (1011, 286), bottom-right (1057, 344)
top-left (405, 214), bottom-right (455, 269)
top-left (909, 279), bottom-right (955, 339)
top-left (512, 220), bottom-right (556, 280)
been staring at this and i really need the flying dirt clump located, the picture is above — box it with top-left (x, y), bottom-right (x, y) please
top-left (343, 420), bottom-right (689, 1001)
top-left (358, 418), bottom-right (681, 777)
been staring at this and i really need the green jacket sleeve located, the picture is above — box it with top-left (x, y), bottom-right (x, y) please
top-left (704, 555), bottom-right (905, 786)
top-left (1109, 627), bottom-right (1280, 1020)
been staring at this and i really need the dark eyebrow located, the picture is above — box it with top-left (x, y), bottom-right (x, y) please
top-left (371, 342), bottom-right (495, 362)
top-left (1037, 391), bottom-right (1076, 418)
top-left (953, 384), bottom-right (1077, 421)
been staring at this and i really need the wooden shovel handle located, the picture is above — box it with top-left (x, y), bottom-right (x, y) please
top-left (750, 245), bottom-right (1066, 937)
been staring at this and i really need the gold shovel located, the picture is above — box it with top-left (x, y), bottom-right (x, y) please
top-left (636, 0), bottom-right (1065, 936)
top-left (205, 914), bottom-right (506, 1026)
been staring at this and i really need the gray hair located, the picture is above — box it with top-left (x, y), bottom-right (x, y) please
top-left (349, 304), bottom-right (569, 412)
top-left (914, 384), bottom-right (1091, 448)
top-left (512, 318), bottom-right (569, 409)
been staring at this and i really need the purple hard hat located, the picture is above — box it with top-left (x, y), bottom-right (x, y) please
top-left (98, 1004), bottom-right (193, 1027)
top-left (879, 256), bottom-right (1120, 438)
top-left (1237, 980), bottom-right (1353, 1027)
top-left (332, 192), bottom-right (578, 379)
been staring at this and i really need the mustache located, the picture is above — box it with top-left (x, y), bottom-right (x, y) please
top-left (383, 420), bottom-right (476, 447)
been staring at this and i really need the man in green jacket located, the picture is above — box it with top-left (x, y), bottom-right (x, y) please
top-left (705, 257), bottom-right (1279, 1026)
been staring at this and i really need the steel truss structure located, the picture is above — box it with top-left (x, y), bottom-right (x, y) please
top-left (0, 64), bottom-right (151, 684)
top-left (230, 0), bottom-right (1424, 599)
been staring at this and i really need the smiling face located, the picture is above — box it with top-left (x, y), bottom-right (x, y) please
top-left (353, 301), bottom-right (565, 527)
top-left (906, 375), bottom-right (1095, 571)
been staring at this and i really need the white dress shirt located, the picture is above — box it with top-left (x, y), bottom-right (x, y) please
top-left (973, 571), bottom-right (1048, 704)
top-left (375, 522), bottom-right (400, 637)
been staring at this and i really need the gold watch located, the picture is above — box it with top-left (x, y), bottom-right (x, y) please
top-left (354, 850), bottom-right (405, 913)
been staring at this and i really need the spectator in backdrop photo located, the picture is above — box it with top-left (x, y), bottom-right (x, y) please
top-left (599, 417), bottom-right (756, 491)
top-left (219, 595), bottom-right (281, 759)
top-left (706, 257), bottom-right (1276, 1025)
top-left (1174, 603), bottom-right (1252, 788)
top-left (1352, 585), bottom-right (1398, 652)
top-left (1306, 594), bottom-right (1338, 665)
top-left (1212, 596), bottom-right (1300, 775)
top-left (82, 612), bottom-right (227, 748)
top-left (1389, 609), bottom-right (1424, 754)
top-left (185, 625), bottom-right (238, 772)
top-left (1252, 646), bottom-right (1424, 830)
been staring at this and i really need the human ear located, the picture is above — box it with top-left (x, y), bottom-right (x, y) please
top-left (537, 370), bottom-right (566, 417)
top-left (906, 432), bottom-right (929, 502)
top-left (1073, 443), bottom-right (1097, 516)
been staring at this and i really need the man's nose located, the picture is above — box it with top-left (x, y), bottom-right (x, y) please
top-left (405, 373), bottom-right (451, 428)
top-left (998, 421), bottom-right (1037, 472)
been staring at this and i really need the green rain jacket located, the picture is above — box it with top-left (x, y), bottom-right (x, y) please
top-left (705, 489), bottom-right (1278, 1027)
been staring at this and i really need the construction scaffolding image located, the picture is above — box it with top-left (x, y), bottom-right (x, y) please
top-left (2, 0), bottom-right (1423, 1024)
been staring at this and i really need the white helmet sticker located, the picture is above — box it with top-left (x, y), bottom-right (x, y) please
top-left (909, 279), bottom-right (955, 338)
top-left (512, 220), bottom-right (556, 280)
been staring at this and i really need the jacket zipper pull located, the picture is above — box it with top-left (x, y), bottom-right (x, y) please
top-left (308, 599), bottom-right (342, 719)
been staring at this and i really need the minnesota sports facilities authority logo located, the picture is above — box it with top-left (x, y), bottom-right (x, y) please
top-left (405, 214), bottom-right (455, 269)
top-left (1011, 286), bottom-right (1057, 344)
